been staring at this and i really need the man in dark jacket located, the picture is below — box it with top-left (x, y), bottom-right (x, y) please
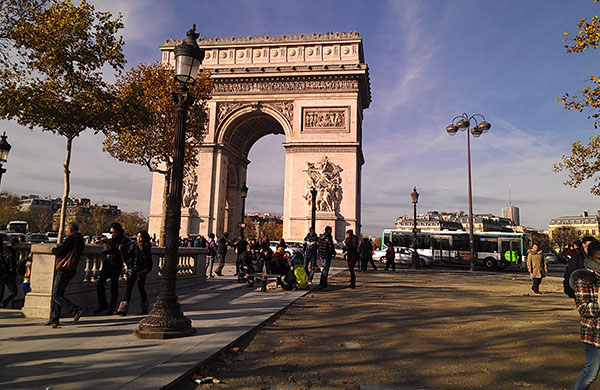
top-left (94, 222), bottom-right (127, 315)
top-left (214, 232), bottom-right (230, 276)
top-left (317, 226), bottom-right (336, 289)
top-left (303, 227), bottom-right (319, 283)
top-left (0, 237), bottom-right (19, 308)
top-left (45, 222), bottom-right (85, 327)
top-left (233, 235), bottom-right (248, 276)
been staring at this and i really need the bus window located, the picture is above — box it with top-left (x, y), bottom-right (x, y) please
top-left (454, 235), bottom-right (470, 251)
top-left (476, 237), bottom-right (498, 253)
top-left (442, 238), bottom-right (451, 250)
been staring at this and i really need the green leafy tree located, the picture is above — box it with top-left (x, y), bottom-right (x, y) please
top-left (0, 0), bottom-right (125, 241)
top-left (550, 226), bottom-right (581, 252)
top-left (556, 0), bottom-right (600, 194)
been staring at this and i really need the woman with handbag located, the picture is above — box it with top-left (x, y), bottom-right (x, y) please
top-left (117, 230), bottom-right (152, 316)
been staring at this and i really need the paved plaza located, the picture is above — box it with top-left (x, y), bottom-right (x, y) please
top-left (0, 264), bottom-right (344, 390)
top-left (0, 265), bottom-right (587, 390)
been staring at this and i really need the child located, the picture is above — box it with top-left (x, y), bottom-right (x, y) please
top-left (571, 240), bottom-right (600, 389)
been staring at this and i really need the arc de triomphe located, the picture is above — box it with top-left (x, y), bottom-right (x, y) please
top-left (148, 32), bottom-right (371, 243)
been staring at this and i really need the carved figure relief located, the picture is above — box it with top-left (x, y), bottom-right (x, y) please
top-left (217, 102), bottom-right (245, 124)
top-left (271, 101), bottom-right (293, 124)
top-left (217, 101), bottom-right (293, 127)
top-left (182, 171), bottom-right (198, 209)
top-left (304, 110), bottom-right (345, 129)
top-left (303, 156), bottom-right (343, 213)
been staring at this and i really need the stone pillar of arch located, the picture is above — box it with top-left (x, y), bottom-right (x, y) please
top-left (148, 32), bottom-right (371, 244)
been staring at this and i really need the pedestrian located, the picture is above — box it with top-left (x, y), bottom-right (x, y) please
top-left (214, 232), bottom-right (230, 276)
top-left (317, 226), bottom-right (336, 289)
top-left (0, 237), bottom-right (19, 308)
top-left (206, 233), bottom-right (217, 278)
top-left (571, 240), bottom-right (600, 389)
top-left (117, 230), bottom-right (152, 316)
top-left (44, 222), bottom-right (85, 328)
top-left (258, 231), bottom-right (270, 251)
top-left (277, 238), bottom-right (288, 250)
top-left (359, 237), bottom-right (376, 271)
top-left (233, 235), bottom-right (248, 276)
top-left (343, 229), bottom-right (359, 289)
top-left (384, 241), bottom-right (396, 271)
top-left (302, 227), bottom-right (319, 283)
top-left (526, 243), bottom-right (546, 294)
top-left (94, 222), bottom-right (127, 315)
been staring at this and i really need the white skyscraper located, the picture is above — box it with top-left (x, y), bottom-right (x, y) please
top-left (502, 206), bottom-right (520, 226)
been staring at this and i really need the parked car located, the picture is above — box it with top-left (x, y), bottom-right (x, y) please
top-left (46, 231), bottom-right (58, 243)
top-left (26, 233), bottom-right (48, 243)
top-left (375, 247), bottom-right (433, 267)
top-left (543, 253), bottom-right (561, 264)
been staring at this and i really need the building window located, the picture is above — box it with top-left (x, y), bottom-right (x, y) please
top-left (593, 230), bottom-right (596, 236)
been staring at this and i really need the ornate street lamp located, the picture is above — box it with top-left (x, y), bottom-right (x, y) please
top-left (0, 132), bottom-right (11, 190)
top-left (240, 184), bottom-right (248, 236)
top-left (310, 187), bottom-right (317, 230)
top-left (410, 187), bottom-right (419, 269)
top-left (135, 25), bottom-right (204, 339)
top-left (445, 113), bottom-right (491, 271)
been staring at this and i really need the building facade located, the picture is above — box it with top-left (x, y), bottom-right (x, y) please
top-left (548, 211), bottom-right (600, 239)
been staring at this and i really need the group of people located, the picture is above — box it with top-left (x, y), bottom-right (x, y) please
top-left (42, 222), bottom-right (154, 328)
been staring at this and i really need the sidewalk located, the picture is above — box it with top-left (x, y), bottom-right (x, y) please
top-left (0, 264), bottom-right (344, 390)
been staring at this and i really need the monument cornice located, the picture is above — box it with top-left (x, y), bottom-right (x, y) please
top-left (283, 142), bottom-right (361, 153)
top-left (163, 31), bottom-right (361, 47)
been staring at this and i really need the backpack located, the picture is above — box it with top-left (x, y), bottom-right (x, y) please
top-left (293, 264), bottom-right (309, 290)
top-left (208, 240), bottom-right (217, 257)
top-left (564, 252), bottom-right (584, 298)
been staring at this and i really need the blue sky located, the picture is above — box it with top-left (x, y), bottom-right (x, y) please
top-left (3, 0), bottom-right (600, 236)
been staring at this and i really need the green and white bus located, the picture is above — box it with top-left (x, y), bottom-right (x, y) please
top-left (381, 229), bottom-right (530, 270)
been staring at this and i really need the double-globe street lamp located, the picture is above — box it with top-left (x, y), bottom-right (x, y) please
top-left (135, 25), bottom-right (205, 339)
top-left (410, 187), bottom-right (419, 269)
top-left (0, 132), bottom-right (12, 190)
top-left (445, 113), bottom-right (491, 272)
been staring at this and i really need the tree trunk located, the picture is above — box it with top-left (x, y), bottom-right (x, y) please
top-left (159, 169), bottom-right (171, 247)
top-left (57, 136), bottom-right (73, 243)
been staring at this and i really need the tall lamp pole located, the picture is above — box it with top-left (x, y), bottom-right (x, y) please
top-left (310, 187), bottom-right (317, 230)
top-left (0, 132), bottom-right (12, 190)
top-left (240, 184), bottom-right (248, 236)
top-left (445, 113), bottom-right (491, 271)
top-left (410, 187), bottom-right (419, 269)
top-left (135, 25), bottom-right (204, 339)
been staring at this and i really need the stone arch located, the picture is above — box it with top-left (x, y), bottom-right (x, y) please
top-left (149, 32), bottom-right (371, 243)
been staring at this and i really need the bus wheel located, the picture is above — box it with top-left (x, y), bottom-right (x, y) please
top-left (484, 257), bottom-right (497, 270)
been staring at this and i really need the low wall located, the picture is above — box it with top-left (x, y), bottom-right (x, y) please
top-left (21, 244), bottom-right (207, 319)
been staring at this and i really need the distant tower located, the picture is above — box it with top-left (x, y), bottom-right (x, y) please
top-left (502, 188), bottom-right (520, 225)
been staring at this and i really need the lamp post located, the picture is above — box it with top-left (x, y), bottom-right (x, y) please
top-left (135, 25), bottom-right (204, 339)
top-left (410, 187), bottom-right (419, 269)
top-left (310, 187), bottom-right (317, 230)
top-left (445, 113), bottom-right (491, 271)
top-left (240, 184), bottom-right (248, 236)
top-left (0, 132), bottom-right (12, 190)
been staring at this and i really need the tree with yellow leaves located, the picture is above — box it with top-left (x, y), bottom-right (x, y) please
top-left (0, 0), bottom-right (125, 241)
top-left (103, 61), bottom-right (211, 241)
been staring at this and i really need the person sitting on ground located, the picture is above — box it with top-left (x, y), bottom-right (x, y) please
top-left (267, 247), bottom-right (288, 276)
top-left (571, 240), bottom-right (600, 389)
top-left (117, 230), bottom-right (152, 316)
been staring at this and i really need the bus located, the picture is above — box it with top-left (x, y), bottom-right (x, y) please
top-left (381, 229), bottom-right (531, 270)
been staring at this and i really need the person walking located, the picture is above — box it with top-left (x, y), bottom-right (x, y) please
top-left (0, 237), bottom-right (19, 308)
top-left (214, 232), bottom-right (230, 276)
top-left (359, 237), bottom-right (376, 271)
top-left (571, 240), bottom-right (600, 389)
top-left (384, 241), bottom-right (396, 271)
top-left (233, 235), bottom-right (248, 276)
top-left (343, 229), bottom-right (359, 289)
top-left (44, 222), bottom-right (85, 328)
top-left (205, 233), bottom-right (217, 278)
top-left (95, 222), bottom-right (127, 315)
top-left (526, 243), bottom-right (546, 294)
top-left (317, 226), bottom-right (336, 289)
top-left (302, 227), bottom-right (319, 283)
top-left (117, 230), bottom-right (152, 316)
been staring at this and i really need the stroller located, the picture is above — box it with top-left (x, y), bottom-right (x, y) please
top-left (238, 250), bottom-right (264, 287)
